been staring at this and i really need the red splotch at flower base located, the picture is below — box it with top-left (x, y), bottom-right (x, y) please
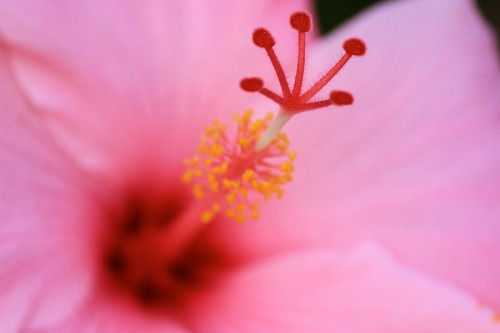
top-left (0, 1), bottom-right (500, 333)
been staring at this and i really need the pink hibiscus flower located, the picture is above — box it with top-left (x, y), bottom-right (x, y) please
top-left (1, 0), bottom-right (499, 332)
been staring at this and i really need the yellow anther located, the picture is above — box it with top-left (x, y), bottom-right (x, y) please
top-left (225, 209), bottom-right (236, 219)
top-left (209, 144), bottom-right (224, 157)
top-left (226, 191), bottom-right (237, 204)
top-left (201, 210), bottom-right (215, 223)
top-left (181, 170), bottom-right (193, 183)
top-left (209, 181), bottom-right (219, 192)
top-left (242, 169), bottom-right (255, 182)
top-left (258, 182), bottom-right (271, 193)
top-left (236, 203), bottom-right (246, 212)
top-left (193, 183), bottom-right (204, 199)
top-left (280, 161), bottom-right (294, 173)
top-left (238, 137), bottom-right (251, 148)
top-left (213, 162), bottom-right (228, 174)
top-left (242, 109), bottom-right (254, 120)
top-left (249, 120), bottom-right (263, 133)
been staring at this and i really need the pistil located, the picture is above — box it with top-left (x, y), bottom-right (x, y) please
top-left (241, 11), bottom-right (366, 149)
top-left (182, 11), bottom-right (365, 223)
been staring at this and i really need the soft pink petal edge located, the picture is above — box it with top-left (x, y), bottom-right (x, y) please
top-left (32, 295), bottom-right (189, 333)
top-left (0, 45), bottom-right (101, 331)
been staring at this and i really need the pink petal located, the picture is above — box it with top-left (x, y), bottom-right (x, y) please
top-left (0, 0), bottom-right (311, 184)
top-left (0, 49), bottom-right (98, 331)
top-left (34, 296), bottom-right (189, 333)
top-left (208, 0), bottom-right (500, 311)
top-left (190, 244), bottom-right (499, 332)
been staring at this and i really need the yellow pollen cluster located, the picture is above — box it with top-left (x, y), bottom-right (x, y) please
top-left (182, 110), bottom-right (296, 223)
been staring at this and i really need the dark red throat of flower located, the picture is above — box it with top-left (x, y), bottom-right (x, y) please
top-left (240, 11), bottom-right (366, 114)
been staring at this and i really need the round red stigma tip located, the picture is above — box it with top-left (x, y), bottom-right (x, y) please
top-left (240, 77), bottom-right (264, 92)
top-left (330, 90), bottom-right (353, 106)
top-left (343, 38), bottom-right (366, 56)
top-left (253, 28), bottom-right (275, 48)
top-left (290, 12), bottom-right (312, 32)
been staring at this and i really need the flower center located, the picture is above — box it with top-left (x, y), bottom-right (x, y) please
top-left (183, 11), bottom-right (366, 223)
top-left (100, 189), bottom-right (228, 312)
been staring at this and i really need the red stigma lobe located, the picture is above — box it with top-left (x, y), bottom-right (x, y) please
top-left (240, 77), bottom-right (264, 92)
top-left (343, 38), bottom-right (366, 56)
top-left (330, 91), bottom-right (354, 106)
top-left (253, 28), bottom-right (276, 48)
top-left (290, 11), bottom-right (312, 33)
top-left (241, 13), bottom-right (366, 114)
